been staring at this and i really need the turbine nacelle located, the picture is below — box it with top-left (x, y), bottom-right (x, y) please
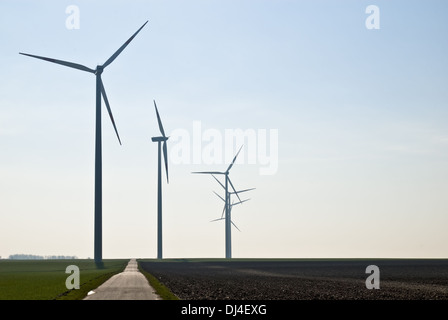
top-left (151, 136), bottom-right (169, 142)
top-left (95, 65), bottom-right (104, 75)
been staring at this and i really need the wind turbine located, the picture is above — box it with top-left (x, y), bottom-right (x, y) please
top-left (151, 100), bottom-right (169, 259)
top-left (192, 145), bottom-right (245, 258)
top-left (213, 186), bottom-right (254, 220)
top-left (212, 190), bottom-right (251, 231)
top-left (20, 21), bottom-right (148, 264)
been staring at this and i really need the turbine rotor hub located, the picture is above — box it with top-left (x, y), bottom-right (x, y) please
top-left (95, 65), bottom-right (104, 75)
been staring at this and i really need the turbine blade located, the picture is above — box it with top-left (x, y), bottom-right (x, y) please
top-left (233, 199), bottom-right (250, 206)
top-left (226, 145), bottom-right (243, 172)
top-left (19, 52), bottom-right (95, 73)
top-left (212, 174), bottom-right (226, 190)
top-left (227, 177), bottom-right (242, 203)
top-left (210, 218), bottom-right (225, 223)
top-left (163, 140), bottom-right (169, 183)
top-left (192, 171), bottom-right (225, 175)
top-left (153, 100), bottom-right (166, 137)
top-left (230, 188), bottom-right (256, 194)
top-left (102, 21), bottom-right (148, 68)
top-left (221, 205), bottom-right (226, 219)
top-left (231, 220), bottom-right (241, 232)
top-left (213, 191), bottom-right (225, 202)
top-left (100, 79), bottom-right (122, 145)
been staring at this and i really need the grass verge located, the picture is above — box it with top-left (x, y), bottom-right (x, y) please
top-left (0, 259), bottom-right (128, 300)
top-left (137, 260), bottom-right (179, 300)
top-left (56, 260), bottom-right (128, 300)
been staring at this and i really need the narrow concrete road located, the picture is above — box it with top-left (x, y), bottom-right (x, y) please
top-left (83, 259), bottom-right (161, 300)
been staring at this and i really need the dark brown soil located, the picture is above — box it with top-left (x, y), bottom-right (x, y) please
top-left (139, 259), bottom-right (448, 300)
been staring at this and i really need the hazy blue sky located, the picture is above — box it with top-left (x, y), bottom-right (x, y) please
top-left (1, 0), bottom-right (447, 259)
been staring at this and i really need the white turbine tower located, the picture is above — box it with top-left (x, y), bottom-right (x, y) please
top-left (193, 145), bottom-right (253, 258)
top-left (151, 100), bottom-right (169, 259)
top-left (20, 21), bottom-right (148, 264)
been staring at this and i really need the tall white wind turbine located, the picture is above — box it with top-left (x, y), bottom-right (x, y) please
top-left (193, 145), bottom-right (249, 258)
top-left (20, 21), bottom-right (148, 264)
top-left (151, 100), bottom-right (169, 259)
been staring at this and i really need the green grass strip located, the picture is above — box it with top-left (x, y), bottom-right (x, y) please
top-left (56, 261), bottom-right (128, 300)
top-left (0, 259), bottom-right (128, 300)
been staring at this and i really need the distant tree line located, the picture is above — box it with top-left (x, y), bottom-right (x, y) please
top-left (8, 254), bottom-right (78, 260)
